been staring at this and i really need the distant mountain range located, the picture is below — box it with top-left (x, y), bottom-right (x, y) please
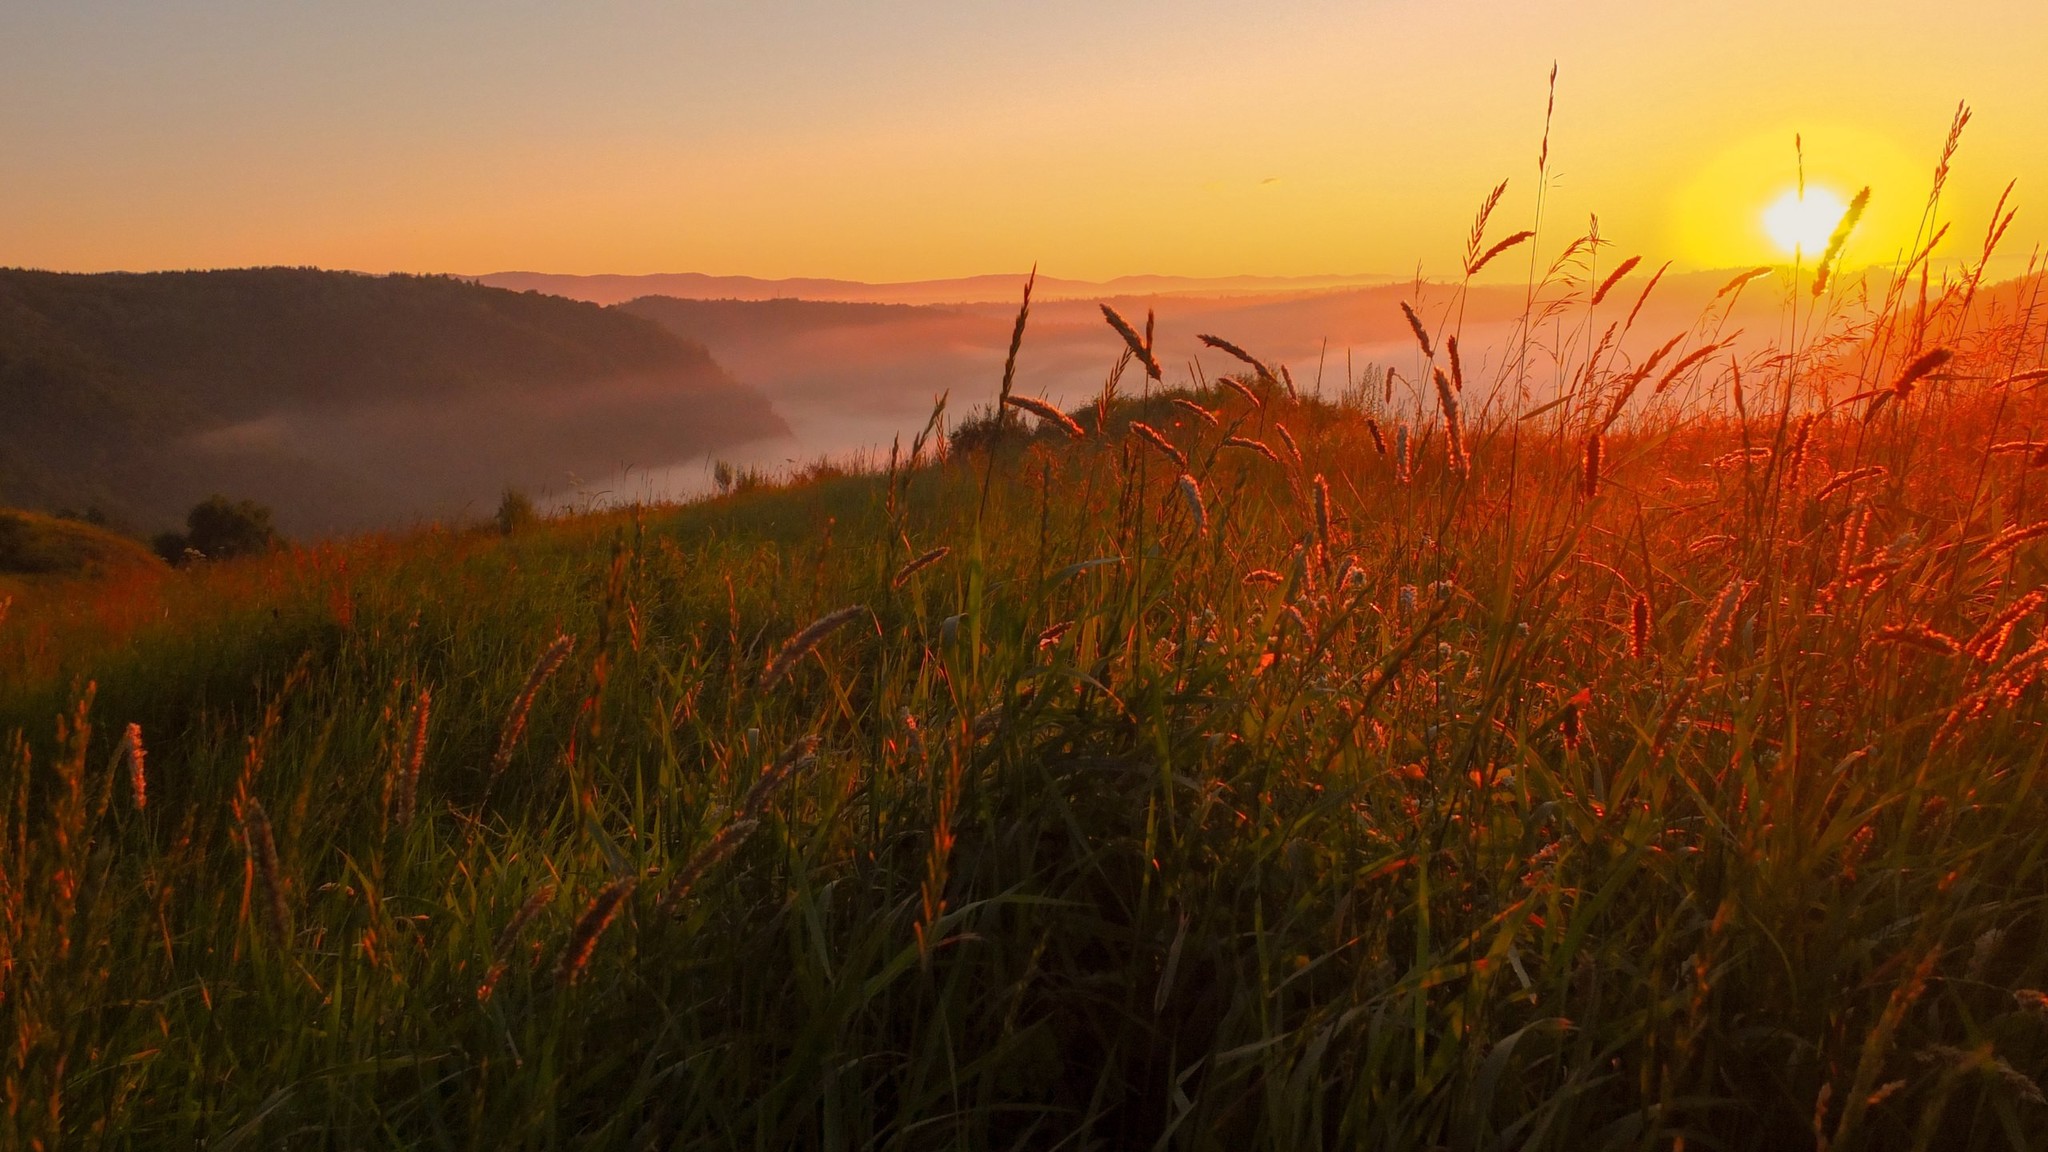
top-left (0, 268), bottom-right (785, 534)
top-left (475, 270), bottom-right (1398, 307)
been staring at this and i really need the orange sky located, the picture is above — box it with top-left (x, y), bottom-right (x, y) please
top-left (2, 1), bottom-right (2042, 281)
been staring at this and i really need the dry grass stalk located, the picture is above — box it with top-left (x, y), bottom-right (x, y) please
top-left (658, 818), bottom-right (760, 913)
top-left (1128, 422), bottom-right (1187, 470)
top-left (1985, 519), bottom-right (2048, 560)
top-left (1814, 466), bottom-right (1887, 502)
top-left (1463, 179), bottom-right (1508, 271)
top-left (1446, 335), bottom-right (1465, 391)
top-left (1582, 434), bottom-right (1603, 500)
top-left (1709, 447), bottom-right (1773, 470)
top-left (555, 877), bottom-right (635, 986)
top-left (1171, 398), bottom-right (1219, 427)
top-left (1965, 590), bottom-right (2045, 660)
top-left (1002, 394), bottom-right (1086, 439)
top-left (1622, 262), bottom-right (1671, 333)
top-left (1176, 474), bottom-right (1208, 536)
top-left (1434, 368), bottom-right (1466, 473)
top-left (1101, 305), bottom-right (1162, 380)
top-left (1630, 594), bottom-right (1651, 659)
top-left (1218, 375), bottom-right (1262, 409)
top-left (242, 799), bottom-right (290, 949)
top-left (738, 734), bottom-right (822, 817)
top-left (1839, 507), bottom-right (1870, 572)
top-left (1874, 624), bottom-right (1962, 655)
top-left (1560, 689), bottom-right (1586, 752)
top-left (477, 881), bottom-right (557, 1002)
top-left (996, 269), bottom-right (1036, 424)
top-left (1653, 340), bottom-right (1731, 395)
top-left (1313, 474), bottom-right (1333, 562)
top-left (1272, 423), bottom-right (1303, 467)
top-left (1467, 229), bottom-right (1534, 277)
top-left (1785, 415), bottom-right (1818, 486)
top-left (1812, 186), bottom-right (1871, 297)
top-left (394, 688), bottom-right (431, 828)
top-left (1689, 534), bottom-right (1734, 557)
top-left (1197, 334), bottom-right (1275, 385)
top-left (760, 606), bottom-right (868, 688)
top-left (1364, 418), bottom-right (1388, 456)
top-left (1591, 256), bottom-right (1641, 307)
top-left (1243, 569), bottom-right (1282, 586)
top-left (891, 547), bottom-right (952, 588)
top-left (490, 634), bottom-right (575, 781)
top-left (1647, 679), bottom-right (1701, 764)
top-left (1997, 368), bottom-right (2048, 388)
top-left (1036, 621), bottom-right (1073, 650)
top-left (1890, 348), bottom-right (1954, 399)
top-left (119, 722), bottom-right (146, 811)
top-left (1400, 302), bottom-right (1434, 358)
top-left (1222, 436), bottom-right (1282, 465)
top-left (1713, 265), bottom-right (1772, 300)
top-left (1690, 579), bottom-right (1749, 669)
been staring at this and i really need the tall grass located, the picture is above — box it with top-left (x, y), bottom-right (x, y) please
top-left (4, 145), bottom-right (2048, 1149)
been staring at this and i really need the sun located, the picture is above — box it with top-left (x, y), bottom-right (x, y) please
top-left (1762, 186), bottom-right (1849, 257)
top-left (1669, 124), bottom-right (1918, 269)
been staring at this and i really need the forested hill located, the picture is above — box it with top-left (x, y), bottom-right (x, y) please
top-left (0, 268), bottom-right (787, 535)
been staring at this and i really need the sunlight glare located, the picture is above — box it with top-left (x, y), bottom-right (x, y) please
top-left (1762, 186), bottom-right (1849, 257)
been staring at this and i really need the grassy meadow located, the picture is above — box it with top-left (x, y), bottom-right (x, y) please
top-left (6, 193), bottom-right (2048, 1149)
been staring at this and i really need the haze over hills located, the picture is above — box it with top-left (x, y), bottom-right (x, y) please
top-left (613, 269), bottom-right (1820, 488)
top-left (476, 270), bottom-right (1399, 307)
top-left (6, 261), bottom-right (1994, 536)
top-left (0, 268), bottom-right (786, 535)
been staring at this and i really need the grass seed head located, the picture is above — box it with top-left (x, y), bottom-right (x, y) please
top-left (1222, 436), bottom-right (1281, 465)
top-left (890, 546), bottom-right (951, 588)
top-left (491, 633), bottom-right (575, 781)
top-left (1197, 334), bottom-right (1275, 387)
top-left (1001, 394), bottom-right (1086, 439)
top-left (556, 877), bottom-right (635, 986)
top-left (1400, 302), bottom-right (1434, 359)
top-left (1128, 422), bottom-right (1188, 470)
top-left (1592, 255), bottom-right (1642, 307)
top-left (760, 606), bottom-right (868, 688)
top-left (1890, 348), bottom-right (1954, 399)
top-left (1176, 473), bottom-right (1208, 536)
top-left (120, 722), bottom-right (146, 811)
top-left (394, 688), bottom-right (431, 828)
top-left (242, 799), bottom-right (290, 949)
top-left (1101, 304), bottom-right (1162, 380)
top-left (1434, 369), bottom-right (1466, 473)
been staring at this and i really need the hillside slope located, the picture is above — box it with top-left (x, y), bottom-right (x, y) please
top-left (0, 268), bottom-right (788, 534)
top-left (0, 509), bottom-right (163, 578)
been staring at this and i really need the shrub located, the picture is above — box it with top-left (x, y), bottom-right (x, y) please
top-left (496, 488), bottom-right (539, 536)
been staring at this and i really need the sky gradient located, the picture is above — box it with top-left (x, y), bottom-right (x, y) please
top-left (3, 1), bottom-right (2042, 281)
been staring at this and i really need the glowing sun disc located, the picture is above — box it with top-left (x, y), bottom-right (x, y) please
top-left (1763, 186), bottom-right (1848, 257)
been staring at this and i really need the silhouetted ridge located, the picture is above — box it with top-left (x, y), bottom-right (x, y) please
top-left (0, 268), bottom-right (786, 534)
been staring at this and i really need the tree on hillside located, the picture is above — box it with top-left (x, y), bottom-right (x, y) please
top-left (152, 495), bottom-right (280, 563)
